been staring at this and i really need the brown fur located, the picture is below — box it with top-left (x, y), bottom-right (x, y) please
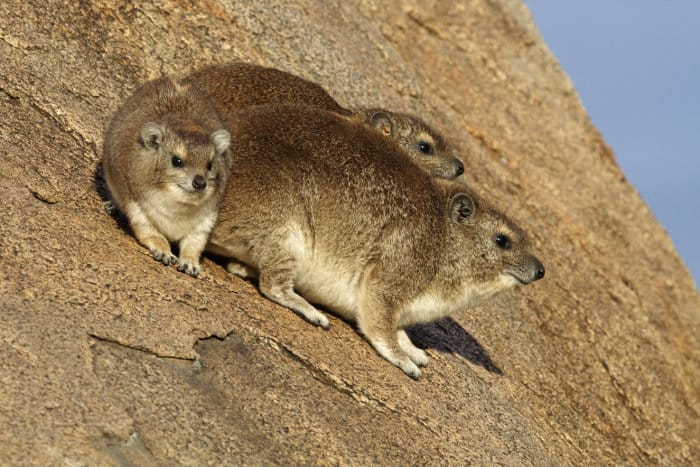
top-left (183, 62), bottom-right (464, 179)
top-left (207, 105), bottom-right (544, 378)
top-left (102, 76), bottom-right (232, 277)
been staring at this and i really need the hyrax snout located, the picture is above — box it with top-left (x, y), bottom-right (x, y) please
top-left (207, 105), bottom-right (544, 379)
top-left (183, 62), bottom-right (465, 180)
top-left (102, 77), bottom-right (232, 277)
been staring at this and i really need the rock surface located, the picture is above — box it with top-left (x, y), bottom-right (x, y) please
top-left (1, 0), bottom-right (698, 464)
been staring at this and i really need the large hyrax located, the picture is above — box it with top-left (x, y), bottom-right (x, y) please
top-left (102, 76), bottom-right (232, 277)
top-left (183, 62), bottom-right (464, 179)
top-left (207, 105), bottom-right (544, 379)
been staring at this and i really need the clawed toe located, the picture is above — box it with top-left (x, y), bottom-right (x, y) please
top-left (177, 260), bottom-right (201, 277)
top-left (150, 248), bottom-right (177, 266)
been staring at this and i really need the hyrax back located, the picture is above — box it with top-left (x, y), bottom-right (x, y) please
top-left (102, 76), bottom-right (232, 277)
top-left (183, 62), bottom-right (464, 179)
top-left (207, 105), bottom-right (544, 379)
top-left (183, 62), bottom-right (350, 116)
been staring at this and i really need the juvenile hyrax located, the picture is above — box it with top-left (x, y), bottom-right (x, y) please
top-left (207, 105), bottom-right (544, 379)
top-left (102, 77), bottom-right (232, 277)
top-left (183, 62), bottom-right (464, 179)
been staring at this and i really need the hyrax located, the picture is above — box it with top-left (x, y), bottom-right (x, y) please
top-left (102, 76), bottom-right (232, 277)
top-left (206, 105), bottom-right (544, 379)
top-left (183, 62), bottom-right (464, 179)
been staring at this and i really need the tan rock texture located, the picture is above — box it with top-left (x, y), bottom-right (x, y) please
top-left (1, 0), bottom-right (698, 464)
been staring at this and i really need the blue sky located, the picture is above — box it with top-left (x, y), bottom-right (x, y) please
top-left (525, 1), bottom-right (700, 287)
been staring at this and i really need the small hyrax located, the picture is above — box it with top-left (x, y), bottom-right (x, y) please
top-left (207, 105), bottom-right (544, 379)
top-left (183, 62), bottom-right (465, 179)
top-left (102, 76), bottom-right (232, 277)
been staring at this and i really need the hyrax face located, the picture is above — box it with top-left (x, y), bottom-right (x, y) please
top-left (402, 192), bottom-right (544, 332)
top-left (366, 110), bottom-right (465, 180)
top-left (448, 193), bottom-right (544, 293)
top-left (139, 121), bottom-right (230, 205)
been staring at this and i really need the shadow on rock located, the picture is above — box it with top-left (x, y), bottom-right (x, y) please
top-left (407, 318), bottom-right (503, 375)
top-left (93, 161), bottom-right (110, 204)
top-left (94, 162), bottom-right (131, 234)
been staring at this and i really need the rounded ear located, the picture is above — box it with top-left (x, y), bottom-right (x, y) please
top-left (210, 129), bottom-right (231, 156)
top-left (368, 111), bottom-right (394, 136)
top-left (140, 122), bottom-right (164, 150)
top-left (449, 193), bottom-right (475, 224)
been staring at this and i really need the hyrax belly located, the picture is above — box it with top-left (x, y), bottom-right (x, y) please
top-left (294, 249), bottom-right (367, 322)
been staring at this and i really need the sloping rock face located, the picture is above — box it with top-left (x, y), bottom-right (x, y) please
top-left (1, 0), bottom-right (698, 464)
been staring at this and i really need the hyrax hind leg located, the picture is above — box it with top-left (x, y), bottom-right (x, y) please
top-left (123, 203), bottom-right (177, 266)
top-left (358, 290), bottom-right (421, 379)
top-left (226, 260), bottom-right (258, 280)
top-left (256, 247), bottom-right (330, 330)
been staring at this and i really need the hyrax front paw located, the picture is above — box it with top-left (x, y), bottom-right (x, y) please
top-left (407, 348), bottom-right (430, 367)
top-left (309, 313), bottom-right (331, 330)
top-left (372, 341), bottom-right (422, 379)
top-left (398, 331), bottom-right (430, 367)
top-left (176, 258), bottom-right (201, 277)
top-left (397, 360), bottom-right (422, 379)
top-left (150, 247), bottom-right (177, 266)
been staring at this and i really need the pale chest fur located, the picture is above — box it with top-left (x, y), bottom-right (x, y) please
top-left (140, 187), bottom-right (217, 242)
top-left (398, 275), bottom-right (518, 328)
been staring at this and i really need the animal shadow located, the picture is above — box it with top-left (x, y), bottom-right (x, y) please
top-left (93, 161), bottom-right (110, 204)
top-left (93, 162), bottom-right (131, 234)
top-left (407, 317), bottom-right (503, 375)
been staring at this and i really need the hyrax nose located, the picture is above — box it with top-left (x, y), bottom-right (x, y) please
top-left (533, 258), bottom-right (545, 281)
top-left (192, 175), bottom-right (207, 191)
top-left (455, 159), bottom-right (464, 176)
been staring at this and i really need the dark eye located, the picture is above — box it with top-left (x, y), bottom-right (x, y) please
top-left (493, 234), bottom-right (512, 250)
top-left (206, 161), bottom-right (213, 171)
top-left (417, 141), bottom-right (432, 154)
top-left (171, 156), bottom-right (184, 168)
